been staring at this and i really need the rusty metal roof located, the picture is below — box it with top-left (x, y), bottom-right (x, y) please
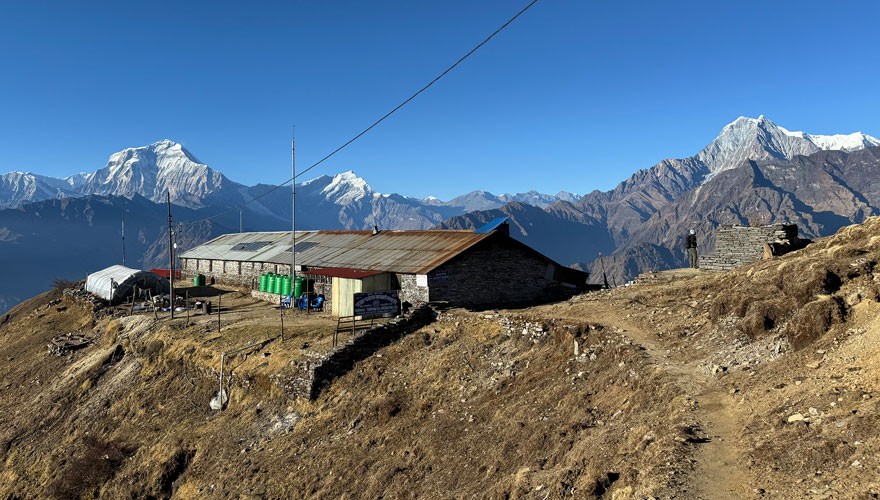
top-left (179, 229), bottom-right (493, 274)
top-left (301, 267), bottom-right (386, 279)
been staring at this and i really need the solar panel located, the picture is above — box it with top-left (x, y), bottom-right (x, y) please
top-left (231, 241), bottom-right (271, 252)
top-left (290, 241), bottom-right (318, 253)
top-left (295, 241), bottom-right (318, 253)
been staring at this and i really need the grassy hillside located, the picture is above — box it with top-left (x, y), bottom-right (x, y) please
top-left (2, 217), bottom-right (880, 498)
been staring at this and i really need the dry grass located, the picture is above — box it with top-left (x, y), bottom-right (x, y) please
top-left (702, 219), bottom-right (880, 347)
top-left (4, 217), bottom-right (880, 498)
top-left (47, 436), bottom-right (134, 499)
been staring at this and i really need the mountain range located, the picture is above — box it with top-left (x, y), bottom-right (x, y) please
top-left (441, 116), bottom-right (880, 283)
top-left (0, 140), bottom-right (577, 213)
top-left (0, 141), bottom-right (577, 313)
top-left (1, 115), bottom-right (879, 313)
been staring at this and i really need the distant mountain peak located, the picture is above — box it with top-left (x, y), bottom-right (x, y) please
top-left (78, 139), bottom-right (231, 207)
top-left (319, 170), bottom-right (373, 204)
top-left (700, 116), bottom-right (880, 179)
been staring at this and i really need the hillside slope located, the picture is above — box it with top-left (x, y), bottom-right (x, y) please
top-left (2, 217), bottom-right (880, 498)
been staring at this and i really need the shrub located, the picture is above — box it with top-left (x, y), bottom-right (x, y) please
top-left (782, 269), bottom-right (842, 305)
top-left (786, 297), bottom-right (846, 348)
top-left (48, 436), bottom-right (134, 499)
top-left (52, 278), bottom-right (82, 291)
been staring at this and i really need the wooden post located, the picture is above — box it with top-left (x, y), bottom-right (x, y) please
top-left (219, 352), bottom-right (225, 412)
top-left (129, 285), bottom-right (138, 316)
top-left (149, 290), bottom-right (158, 320)
top-left (279, 294), bottom-right (285, 342)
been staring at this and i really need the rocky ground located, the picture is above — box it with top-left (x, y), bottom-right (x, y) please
top-left (2, 218), bottom-right (880, 499)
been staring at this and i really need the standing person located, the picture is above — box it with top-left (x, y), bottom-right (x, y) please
top-left (686, 229), bottom-right (698, 268)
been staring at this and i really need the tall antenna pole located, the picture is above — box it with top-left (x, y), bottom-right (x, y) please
top-left (599, 252), bottom-right (610, 289)
top-left (239, 209), bottom-right (243, 233)
top-left (290, 128), bottom-right (296, 309)
top-left (167, 191), bottom-right (174, 319)
top-left (121, 200), bottom-right (126, 266)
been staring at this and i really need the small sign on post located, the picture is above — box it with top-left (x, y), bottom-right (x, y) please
top-left (353, 290), bottom-right (400, 319)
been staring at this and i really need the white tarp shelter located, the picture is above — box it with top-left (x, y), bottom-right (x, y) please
top-left (85, 265), bottom-right (169, 304)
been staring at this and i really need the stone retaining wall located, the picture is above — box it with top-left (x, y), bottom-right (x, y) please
top-left (700, 224), bottom-right (801, 272)
top-left (274, 305), bottom-right (437, 400)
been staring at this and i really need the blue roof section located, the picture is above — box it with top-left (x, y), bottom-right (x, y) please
top-left (474, 217), bottom-right (509, 234)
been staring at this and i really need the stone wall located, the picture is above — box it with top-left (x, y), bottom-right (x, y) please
top-left (398, 273), bottom-right (429, 307)
top-left (181, 258), bottom-right (292, 288)
top-left (700, 224), bottom-right (801, 272)
top-left (426, 237), bottom-right (580, 306)
top-left (275, 305), bottom-right (437, 400)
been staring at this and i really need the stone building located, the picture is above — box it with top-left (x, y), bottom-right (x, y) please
top-left (699, 223), bottom-right (810, 272)
top-left (178, 220), bottom-right (588, 315)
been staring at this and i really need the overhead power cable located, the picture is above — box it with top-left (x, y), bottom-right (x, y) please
top-left (180, 0), bottom-right (540, 226)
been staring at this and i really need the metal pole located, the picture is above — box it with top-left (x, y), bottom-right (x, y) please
top-left (167, 191), bottom-right (174, 319)
top-left (186, 290), bottom-right (190, 324)
top-left (240, 209), bottom-right (243, 233)
top-left (121, 200), bottom-right (126, 266)
top-left (290, 132), bottom-right (296, 306)
top-left (217, 292), bottom-right (221, 333)
top-left (279, 294), bottom-right (284, 342)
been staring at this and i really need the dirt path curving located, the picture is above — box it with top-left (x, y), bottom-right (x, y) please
top-left (549, 301), bottom-right (755, 498)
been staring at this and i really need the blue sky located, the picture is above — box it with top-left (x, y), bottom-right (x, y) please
top-left (1, 0), bottom-right (879, 200)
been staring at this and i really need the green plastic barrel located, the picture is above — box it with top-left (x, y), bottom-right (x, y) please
top-left (266, 274), bottom-right (276, 294)
top-left (281, 275), bottom-right (292, 296)
top-left (194, 274), bottom-right (205, 286)
top-left (259, 273), bottom-right (267, 292)
top-left (294, 276), bottom-right (304, 298)
top-left (273, 274), bottom-right (282, 295)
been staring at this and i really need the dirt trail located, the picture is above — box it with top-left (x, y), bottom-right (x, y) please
top-left (552, 301), bottom-right (754, 498)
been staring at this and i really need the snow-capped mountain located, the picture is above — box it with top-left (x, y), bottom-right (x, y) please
top-left (81, 139), bottom-right (239, 208)
top-left (300, 170), bottom-right (373, 205)
top-left (698, 115), bottom-right (880, 178)
top-left (442, 115), bottom-right (880, 284)
top-left (1, 117), bottom-right (879, 314)
top-left (0, 171), bottom-right (87, 209)
top-left (420, 189), bottom-right (580, 212)
top-left (0, 140), bottom-right (577, 215)
top-left (0, 140), bottom-right (242, 209)
top-left (501, 190), bottom-right (580, 208)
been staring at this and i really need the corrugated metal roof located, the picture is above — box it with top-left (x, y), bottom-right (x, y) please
top-left (179, 229), bottom-right (493, 274)
top-left (179, 231), bottom-right (310, 264)
top-left (302, 267), bottom-right (386, 279)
